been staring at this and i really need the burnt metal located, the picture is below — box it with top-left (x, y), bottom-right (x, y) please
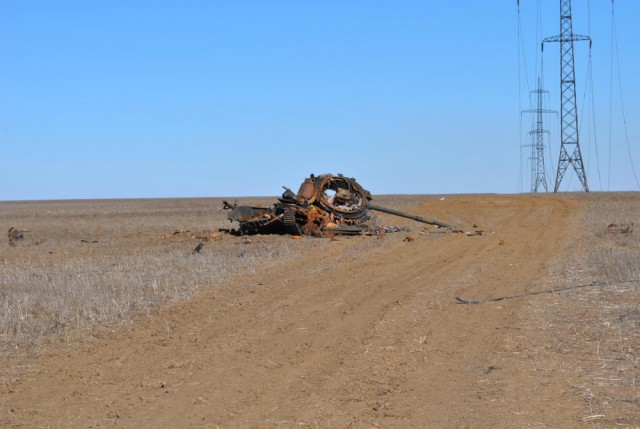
top-left (8, 227), bottom-right (24, 247)
top-left (223, 174), bottom-right (449, 237)
top-left (368, 204), bottom-right (449, 228)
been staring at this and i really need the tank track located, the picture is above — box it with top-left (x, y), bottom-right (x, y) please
top-left (282, 209), bottom-right (304, 236)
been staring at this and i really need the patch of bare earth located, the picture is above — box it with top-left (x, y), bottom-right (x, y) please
top-left (1, 193), bottom-right (639, 428)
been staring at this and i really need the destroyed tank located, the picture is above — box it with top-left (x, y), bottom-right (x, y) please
top-left (223, 174), bottom-right (449, 237)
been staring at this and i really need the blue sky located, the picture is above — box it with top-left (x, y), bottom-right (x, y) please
top-left (1, 1), bottom-right (639, 200)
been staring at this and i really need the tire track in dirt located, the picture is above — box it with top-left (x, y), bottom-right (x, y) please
top-left (1, 195), bottom-right (580, 428)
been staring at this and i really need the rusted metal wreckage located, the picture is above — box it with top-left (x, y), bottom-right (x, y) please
top-left (223, 174), bottom-right (449, 237)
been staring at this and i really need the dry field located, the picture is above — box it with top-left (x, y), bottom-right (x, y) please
top-left (0, 192), bottom-right (639, 428)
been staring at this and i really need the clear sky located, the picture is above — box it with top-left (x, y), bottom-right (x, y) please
top-left (1, 1), bottom-right (639, 200)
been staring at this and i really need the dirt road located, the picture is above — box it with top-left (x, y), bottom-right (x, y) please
top-left (2, 195), bottom-right (585, 427)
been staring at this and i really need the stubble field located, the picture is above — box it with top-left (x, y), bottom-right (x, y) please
top-left (1, 192), bottom-right (639, 428)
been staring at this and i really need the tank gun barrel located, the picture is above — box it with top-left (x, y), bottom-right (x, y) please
top-left (368, 204), bottom-right (449, 228)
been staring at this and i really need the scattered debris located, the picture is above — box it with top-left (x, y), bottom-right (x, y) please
top-left (464, 365), bottom-right (498, 375)
top-left (403, 236), bottom-right (415, 242)
top-left (8, 227), bottom-right (25, 247)
top-left (455, 297), bottom-right (482, 305)
top-left (80, 239), bottom-right (99, 244)
top-left (607, 222), bottom-right (633, 234)
top-left (466, 230), bottom-right (484, 237)
top-left (223, 174), bottom-right (450, 237)
top-left (209, 231), bottom-right (223, 241)
top-left (8, 227), bottom-right (23, 240)
top-left (193, 243), bottom-right (204, 254)
top-left (581, 414), bottom-right (605, 422)
top-left (376, 226), bottom-right (409, 234)
top-left (429, 229), bottom-right (465, 235)
top-left (165, 229), bottom-right (221, 241)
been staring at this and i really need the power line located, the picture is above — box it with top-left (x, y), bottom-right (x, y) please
top-left (518, 0), bottom-right (533, 193)
top-left (610, 0), bottom-right (640, 189)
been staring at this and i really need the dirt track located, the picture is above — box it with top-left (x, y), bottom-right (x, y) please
top-left (2, 195), bottom-right (593, 427)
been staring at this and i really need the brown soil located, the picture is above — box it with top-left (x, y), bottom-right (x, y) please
top-left (1, 194), bottom-right (637, 428)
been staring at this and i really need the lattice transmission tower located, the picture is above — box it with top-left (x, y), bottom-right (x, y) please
top-left (542, 0), bottom-right (590, 192)
top-left (522, 78), bottom-right (556, 193)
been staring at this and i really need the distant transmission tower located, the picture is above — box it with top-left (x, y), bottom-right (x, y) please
top-left (543, 0), bottom-right (590, 192)
top-left (522, 78), bottom-right (556, 192)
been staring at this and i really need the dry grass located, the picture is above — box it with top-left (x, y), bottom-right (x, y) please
top-left (575, 193), bottom-right (640, 426)
top-left (0, 195), bottom-right (425, 355)
top-left (519, 192), bottom-right (640, 426)
top-left (0, 198), bottom-right (335, 353)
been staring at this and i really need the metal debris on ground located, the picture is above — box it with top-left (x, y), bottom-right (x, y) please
top-left (8, 227), bottom-right (25, 247)
top-left (374, 226), bottom-right (409, 234)
top-left (607, 223), bottom-right (633, 234)
top-left (164, 230), bottom-right (219, 241)
top-left (222, 174), bottom-right (451, 237)
top-left (428, 229), bottom-right (466, 235)
top-left (193, 243), bottom-right (204, 254)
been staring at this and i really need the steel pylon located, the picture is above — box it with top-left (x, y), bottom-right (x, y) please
top-left (522, 78), bottom-right (556, 193)
top-left (543, 0), bottom-right (590, 192)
